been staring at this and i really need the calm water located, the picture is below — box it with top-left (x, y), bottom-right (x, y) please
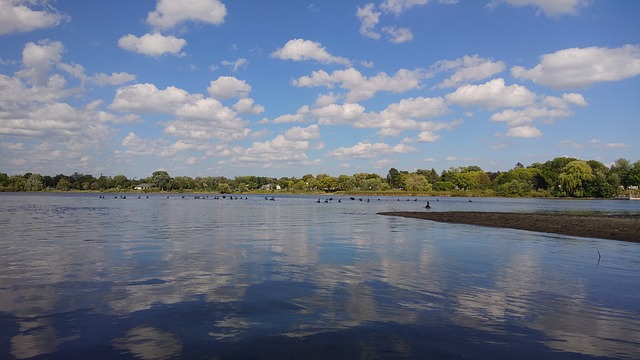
top-left (1, 193), bottom-right (639, 359)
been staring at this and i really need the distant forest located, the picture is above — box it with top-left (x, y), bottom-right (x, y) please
top-left (2, 157), bottom-right (639, 198)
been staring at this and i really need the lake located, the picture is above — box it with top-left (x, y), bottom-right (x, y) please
top-left (1, 193), bottom-right (639, 359)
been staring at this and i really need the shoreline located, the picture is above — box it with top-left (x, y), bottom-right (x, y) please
top-left (378, 211), bottom-right (640, 243)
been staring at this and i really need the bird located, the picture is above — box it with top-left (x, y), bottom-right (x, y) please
top-left (425, 201), bottom-right (431, 209)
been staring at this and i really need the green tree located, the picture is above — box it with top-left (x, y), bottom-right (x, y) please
top-left (387, 168), bottom-right (401, 188)
top-left (559, 160), bottom-right (594, 197)
top-left (316, 174), bottom-right (338, 192)
top-left (539, 157), bottom-right (578, 194)
top-left (24, 173), bottom-right (44, 191)
top-left (56, 178), bottom-right (71, 191)
top-left (217, 182), bottom-right (231, 194)
top-left (152, 170), bottom-right (171, 191)
top-left (610, 158), bottom-right (632, 188)
top-left (336, 175), bottom-right (355, 191)
top-left (112, 175), bottom-right (129, 189)
top-left (628, 160), bottom-right (640, 188)
top-left (404, 173), bottom-right (429, 192)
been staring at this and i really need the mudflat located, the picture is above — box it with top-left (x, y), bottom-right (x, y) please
top-left (378, 211), bottom-right (640, 243)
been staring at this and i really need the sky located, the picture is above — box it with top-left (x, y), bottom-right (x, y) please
top-left (0, 0), bottom-right (639, 179)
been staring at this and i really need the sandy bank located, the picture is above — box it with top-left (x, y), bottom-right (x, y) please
top-left (378, 211), bottom-right (640, 243)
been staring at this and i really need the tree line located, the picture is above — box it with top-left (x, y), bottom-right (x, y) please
top-left (1, 157), bottom-right (639, 198)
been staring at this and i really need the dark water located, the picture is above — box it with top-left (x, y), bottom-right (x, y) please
top-left (1, 193), bottom-right (639, 359)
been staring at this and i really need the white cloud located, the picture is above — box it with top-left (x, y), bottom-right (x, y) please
top-left (233, 98), bottom-right (264, 115)
top-left (490, 92), bottom-right (586, 136)
top-left (284, 124), bottom-right (321, 140)
top-left (356, 3), bottom-right (381, 40)
top-left (507, 125), bottom-right (542, 138)
top-left (511, 45), bottom-right (640, 88)
top-left (207, 76), bottom-right (251, 99)
top-left (147, 0), bottom-right (227, 30)
top-left (18, 40), bottom-right (64, 86)
top-left (587, 139), bottom-right (631, 150)
top-left (228, 135), bottom-right (315, 168)
top-left (271, 105), bottom-right (311, 124)
top-left (221, 58), bottom-right (248, 72)
top-left (487, 0), bottom-right (588, 17)
top-left (558, 139), bottom-right (583, 149)
top-left (118, 33), bottom-right (187, 57)
top-left (416, 131), bottom-right (440, 142)
top-left (327, 142), bottom-right (416, 159)
top-left (0, 0), bottom-right (67, 35)
top-left (380, 0), bottom-right (429, 14)
top-left (315, 92), bottom-right (341, 107)
top-left (110, 83), bottom-right (202, 113)
top-left (382, 26), bottom-right (414, 44)
top-left (120, 132), bottom-right (169, 156)
top-left (432, 55), bottom-right (505, 88)
top-left (313, 103), bottom-right (366, 125)
top-left (270, 39), bottom-right (351, 66)
top-left (445, 78), bottom-right (536, 108)
top-left (294, 67), bottom-right (427, 102)
top-left (92, 72), bottom-right (137, 86)
top-left (380, 96), bottom-right (448, 120)
top-left (167, 98), bottom-right (249, 141)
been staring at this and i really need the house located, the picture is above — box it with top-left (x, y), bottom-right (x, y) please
top-left (133, 183), bottom-right (154, 190)
top-left (260, 184), bottom-right (281, 191)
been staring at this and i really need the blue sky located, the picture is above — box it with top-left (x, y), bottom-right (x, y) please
top-left (1, 0), bottom-right (639, 179)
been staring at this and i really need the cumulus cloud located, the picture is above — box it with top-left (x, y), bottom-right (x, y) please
top-left (432, 54), bottom-right (505, 88)
top-left (416, 131), bottom-right (440, 142)
top-left (490, 92), bottom-right (586, 137)
top-left (228, 135), bottom-right (314, 168)
top-left (380, 96), bottom-right (448, 120)
top-left (511, 45), bottom-right (640, 88)
top-left (312, 103), bottom-right (367, 125)
top-left (0, 0), bottom-right (68, 35)
top-left (233, 98), bottom-right (264, 115)
top-left (587, 139), bottom-right (631, 150)
top-left (110, 83), bottom-right (202, 113)
top-left (356, 3), bottom-right (381, 40)
top-left (445, 78), bottom-right (536, 108)
top-left (326, 142), bottom-right (416, 159)
top-left (147, 0), bottom-right (227, 30)
top-left (507, 125), bottom-right (542, 138)
top-left (92, 72), bottom-right (137, 86)
top-left (207, 76), bottom-right (251, 99)
top-left (382, 26), bottom-right (414, 43)
top-left (380, 0), bottom-right (429, 14)
top-left (221, 58), bottom-right (248, 72)
top-left (18, 40), bottom-right (64, 86)
top-left (487, 0), bottom-right (588, 17)
top-left (284, 124), bottom-right (321, 140)
top-left (293, 67), bottom-right (427, 102)
top-left (271, 105), bottom-right (311, 124)
top-left (118, 33), bottom-right (187, 57)
top-left (271, 39), bottom-right (351, 66)
top-left (168, 98), bottom-right (248, 141)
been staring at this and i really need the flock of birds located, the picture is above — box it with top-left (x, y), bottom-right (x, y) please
top-left (99, 194), bottom-right (474, 209)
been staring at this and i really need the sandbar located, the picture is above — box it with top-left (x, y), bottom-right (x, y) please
top-left (378, 211), bottom-right (640, 243)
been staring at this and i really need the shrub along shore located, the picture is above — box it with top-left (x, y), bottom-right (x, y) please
top-left (2, 157), bottom-right (639, 198)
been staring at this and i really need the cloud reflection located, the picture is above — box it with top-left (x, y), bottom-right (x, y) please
top-left (1, 194), bottom-right (639, 358)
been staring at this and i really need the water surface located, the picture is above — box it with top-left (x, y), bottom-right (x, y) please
top-left (1, 193), bottom-right (639, 359)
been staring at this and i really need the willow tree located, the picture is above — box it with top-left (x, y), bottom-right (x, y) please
top-left (559, 160), bottom-right (594, 197)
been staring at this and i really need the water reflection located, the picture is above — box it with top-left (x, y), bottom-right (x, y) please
top-left (0, 193), bottom-right (639, 359)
